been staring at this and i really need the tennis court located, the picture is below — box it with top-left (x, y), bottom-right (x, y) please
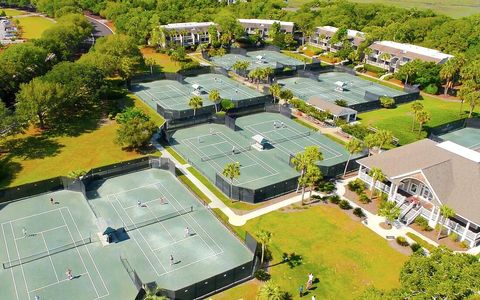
top-left (438, 127), bottom-right (480, 151)
top-left (0, 191), bottom-right (113, 300)
top-left (170, 112), bottom-right (356, 192)
top-left (210, 50), bottom-right (303, 71)
top-left (86, 168), bottom-right (254, 291)
top-left (0, 168), bottom-right (254, 299)
top-left (132, 73), bottom-right (264, 112)
top-left (278, 72), bottom-right (406, 106)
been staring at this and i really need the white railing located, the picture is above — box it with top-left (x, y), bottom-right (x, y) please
top-left (406, 207), bottom-right (422, 225)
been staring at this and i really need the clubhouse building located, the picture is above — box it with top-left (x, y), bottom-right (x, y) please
top-left (365, 41), bottom-right (453, 73)
top-left (357, 139), bottom-right (480, 248)
top-left (311, 26), bottom-right (365, 53)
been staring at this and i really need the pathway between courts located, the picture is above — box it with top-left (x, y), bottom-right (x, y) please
top-left (151, 134), bottom-right (313, 226)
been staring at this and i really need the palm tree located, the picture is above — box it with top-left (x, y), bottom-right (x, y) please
top-left (439, 59), bottom-right (458, 96)
top-left (410, 101), bottom-right (424, 131)
top-left (258, 280), bottom-right (283, 300)
top-left (415, 110), bottom-right (431, 136)
top-left (378, 201), bottom-right (401, 226)
top-left (279, 89), bottom-right (293, 104)
top-left (292, 146), bottom-right (322, 193)
top-left (363, 47), bottom-right (373, 63)
top-left (402, 63), bottom-right (416, 85)
top-left (436, 205), bottom-right (455, 240)
top-left (305, 165), bottom-right (322, 199)
top-left (262, 67), bottom-right (274, 84)
top-left (459, 80), bottom-right (480, 118)
top-left (222, 162), bottom-right (240, 201)
top-left (269, 83), bottom-right (282, 103)
top-left (379, 52), bottom-right (391, 70)
top-left (343, 139), bottom-right (364, 177)
top-left (363, 134), bottom-right (378, 156)
top-left (145, 58), bottom-right (156, 75)
top-left (368, 167), bottom-right (385, 201)
top-left (256, 230), bottom-right (272, 265)
top-left (374, 129), bottom-right (393, 150)
top-left (232, 60), bottom-right (249, 77)
top-left (208, 89), bottom-right (221, 112)
top-left (188, 96), bottom-right (203, 117)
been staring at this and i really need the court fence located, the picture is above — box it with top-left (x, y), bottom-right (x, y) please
top-left (0, 156), bottom-right (175, 205)
top-left (161, 232), bottom-right (259, 300)
top-left (429, 117), bottom-right (479, 142)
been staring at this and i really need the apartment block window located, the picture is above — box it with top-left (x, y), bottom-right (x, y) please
top-left (409, 183), bottom-right (418, 194)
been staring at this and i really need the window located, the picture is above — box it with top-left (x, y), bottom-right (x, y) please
top-left (422, 187), bottom-right (430, 199)
top-left (409, 183), bottom-right (418, 194)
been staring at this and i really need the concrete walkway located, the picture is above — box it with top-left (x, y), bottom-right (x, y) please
top-left (151, 133), bottom-right (314, 226)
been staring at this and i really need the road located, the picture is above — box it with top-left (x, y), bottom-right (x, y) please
top-left (84, 14), bottom-right (114, 39)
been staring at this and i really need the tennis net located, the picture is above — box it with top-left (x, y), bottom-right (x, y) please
top-left (200, 145), bottom-right (252, 162)
top-left (2, 237), bottom-right (92, 269)
top-left (269, 131), bottom-right (312, 145)
top-left (123, 206), bottom-right (193, 232)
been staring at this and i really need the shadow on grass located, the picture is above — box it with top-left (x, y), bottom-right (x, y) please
top-left (0, 155), bottom-right (22, 188)
top-left (3, 135), bottom-right (63, 160)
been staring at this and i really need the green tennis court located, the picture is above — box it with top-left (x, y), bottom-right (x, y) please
top-left (438, 127), bottom-right (480, 151)
top-left (278, 72), bottom-right (406, 106)
top-left (0, 169), bottom-right (253, 299)
top-left (210, 50), bottom-right (303, 71)
top-left (170, 112), bottom-right (357, 191)
top-left (132, 73), bottom-right (264, 112)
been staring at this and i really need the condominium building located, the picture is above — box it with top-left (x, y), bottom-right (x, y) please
top-left (238, 19), bottom-right (294, 37)
top-left (158, 22), bottom-right (216, 48)
top-left (365, 41), bottom-right (453, 73)
top-left (311, 26), bottom-right (365, 53)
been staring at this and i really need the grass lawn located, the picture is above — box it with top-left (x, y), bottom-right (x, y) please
top-left (140, 47), bottom-right (180, 73)
top-left (15, 16), bottom-right (55, 39)
top-left (358, 95), bottom-right (474, 145)
top-left (0, 95), bottom-right (164, 188)
top-left (280, 50), bottom-right (312, 63)
top-left (2, 8), bottom-right (27, 16)
top-left (213, 204), bottom-right (408, 299)
top-left (286, 0), bottom-right (480, 18)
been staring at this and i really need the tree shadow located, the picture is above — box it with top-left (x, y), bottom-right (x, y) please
top-left (0, 155), bottom-right (22, 188)
top-left (45, 108), bottom-right (103, 137)
top-left (3, 136), bottom-right (63, 160)
top-left (269, 252), bottom-right (303, 269)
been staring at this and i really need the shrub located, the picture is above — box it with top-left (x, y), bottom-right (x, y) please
top-left (347, 178), bottom-right (366, 194)
top-left (410, 242), bottom-right (422, 253)
top-left (318, 181), bottom-right (335, 193)
top-left (380, 96), bottom-right (395, 108)
top-left (379, 192), bottom-right (388, 203)
top-left (406, 232), bottom-right (436, 253)
top-left (341, 124), bottom-right (371, 140)
top-left (460, 241), bottom-right (470, 249)
top-left (254, 269), bottom-right (271, 281)
top-left (180, 60), bottom-right (200, 71)
top-left (339, 200), bottom-right (352, 210)
top-left (424, 84), bottom-right (439, 95)
top-left (414, 216), bottom-right (430, 231)
top-left (449, 232), bottom-right (459, 242)
top-left (359, 193), bottom-right (370, 204)
top-left (334, 99), bottom-right (348, 107)
top-left (353, 207), bottom-right (365, 218)
top-left (396, 236), bottom-right (409, 247)
top-left (364, 63), bottom-right (387, 75)
top-left (329, 194), bottom-right (341, 204)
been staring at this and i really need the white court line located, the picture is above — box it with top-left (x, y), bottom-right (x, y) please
top-left (28, 272), bottom-right (88, 293)
top-left (198, 140), bottom-right (231, 149)
top-left (59, 209), bottom-right (99, 299)
top-left (151, 234), bottom-right (199, 252)
top-left (1, 208), bottom-right (63, 225)
top-left (14, 225), bottom-right (67, 241)
top-left (64, 207), bottom-right (109, 299)
top-left (156, 182), bottom-right (223, 254)
top-left (123, 197), bottom-right (163, 210)
top-left (10, 222), bottom-right (30, 300)
top-left (108, 196), bottom-right (161, 276)
top-left (159, 251), bottom-right (221, 276)
top-left (183, 137), bottom-right (279, 186)
top-left (2, 223), bottom-right (19, 300)
top-left (113, 194), bottom-right (167, 275)
top-left (146, 205), bottom-right (175, 243)
top-left (40, 232), bottom-right (59, 282)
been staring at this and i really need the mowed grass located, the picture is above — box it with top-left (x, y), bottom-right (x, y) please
top-left (140, 47), bottom-right (180, 73)
top-left (286, 0), bottom-right (480, 18)
top-left (15, 16), bottom-right (55, 39)
top-left (2, 8), bottom-right (27, 16)
top-left (358, 95), bottom-right (473, 145)
top-left (0, 95), bottom-right (164, 188)
top-left (212, 205), bottom-right (407, 299)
